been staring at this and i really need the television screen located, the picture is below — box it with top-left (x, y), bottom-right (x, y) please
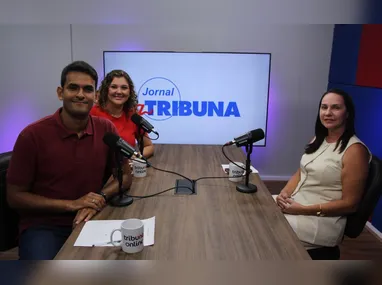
top-left (103, 51), bottom-right (271, 146)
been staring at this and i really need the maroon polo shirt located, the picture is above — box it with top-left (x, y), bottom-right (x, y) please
top-left (7, 108), bottom-right (118, 234)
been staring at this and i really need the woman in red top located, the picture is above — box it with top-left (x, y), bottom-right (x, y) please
top-left (90, 70), bottom-right (154, 158)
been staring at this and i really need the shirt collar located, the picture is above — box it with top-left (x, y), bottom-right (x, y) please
top-left (53, 108), bottom-right (94, 139)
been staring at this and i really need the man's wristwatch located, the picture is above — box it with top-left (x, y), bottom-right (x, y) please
top-left (99, 191), bottom-right (107, 202)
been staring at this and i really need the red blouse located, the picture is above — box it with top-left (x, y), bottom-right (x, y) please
top-left (90, 105), bottom-right (142, 147)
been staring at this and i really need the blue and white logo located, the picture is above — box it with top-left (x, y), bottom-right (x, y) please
top-left (138, 77), bottom-right (181, 121)
top-left (138, 77), bottom-right (241, 122)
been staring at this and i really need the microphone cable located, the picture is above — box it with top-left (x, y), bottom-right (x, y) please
top-left (128, 142), bottom-right (256, 199)
top-left (125, 185), bottom-right (193, 199)
top-left (131, 158), bottom-right (196, 194)
top-left (124, 173), bottom-right (247, 200)
top-left (221, 144), bottom-right (249, 172)
top-left (147, 132), bottom-right (159, 141)
top-left (193, 174), bottom-right (245, 184)
top-left (128, 144), bottom-right (251, 198)
top-left (191, 144), bottom-right (252, 186)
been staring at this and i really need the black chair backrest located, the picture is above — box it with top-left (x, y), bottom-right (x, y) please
top-left (345, 155), bottom-right (382, 238)
top-left (0, 151), bottom-right (12, 172)
top-left (0, 151), bottom-right (20, 251)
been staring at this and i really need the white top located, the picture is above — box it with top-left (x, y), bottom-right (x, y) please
top-left (284, 135), bottom-right (371, 249)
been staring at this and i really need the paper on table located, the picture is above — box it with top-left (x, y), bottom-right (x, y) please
top-left (221, 164), bottom-right (258, 174)
top-left (74, 216), bottom-right (155, 247)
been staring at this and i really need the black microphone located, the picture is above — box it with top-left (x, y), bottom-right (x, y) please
top-left (131, 113), bottom-right (158, 135)
top-left (225, 128), bottom-right (265, 147)
top-left (103, 132), bottom-right (147, 161)
top-left (102, 132), bottom-right (136, 208)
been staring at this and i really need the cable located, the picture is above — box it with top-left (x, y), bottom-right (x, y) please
top-left (191, 144), bottom-right (252, 184)
top-left (131, 158), bottom-right (195, 192)
top-left (221, 144), bottom-right (248, 171)
top-left (126, 175), bottom-right (246, 200)
top-left (193, 175), bottom-right (244, 183)
top-left (130, 144), bottom-right (251, 196)
top-left (147, 163), bottom-right (193, 184)
top-left (148, 132), bottom-right (160, 141)
top-left (192, 174), bottom-right (246, 189)
top-left (126, 186), bottom-right (193, 199)
top-left (126, 161), bottom-right (245, 200)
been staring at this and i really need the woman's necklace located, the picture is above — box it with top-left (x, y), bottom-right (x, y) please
top-left (106, 108), bottom-right (123, 118)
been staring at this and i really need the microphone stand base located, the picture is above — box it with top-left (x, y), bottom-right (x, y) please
top-left (236, 183), bottom-right (257, 194)
top-left (109, 195), bottom-right (134, 207)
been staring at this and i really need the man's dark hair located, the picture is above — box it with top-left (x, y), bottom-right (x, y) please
top-left (60, 61), bottom-right (98, 88)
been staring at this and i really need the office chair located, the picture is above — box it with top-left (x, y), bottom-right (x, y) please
top-left (0, 151), bottom-right (19, 251)
top-left (307, 155), bottom-right (382, 260)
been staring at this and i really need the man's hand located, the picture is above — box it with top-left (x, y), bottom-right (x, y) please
top-left (73, 208), bottom-right (98, 228)
top-left (70, 192), bottom-right (106, 212)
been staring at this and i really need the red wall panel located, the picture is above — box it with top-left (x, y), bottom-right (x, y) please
top-left (356, 24), bottom-right (382, 88)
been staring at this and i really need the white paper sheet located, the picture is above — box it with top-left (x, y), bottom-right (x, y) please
top-left (221, 164), bottom-right (259, 174)
top-left (74, 216), bottom-right (155, 247)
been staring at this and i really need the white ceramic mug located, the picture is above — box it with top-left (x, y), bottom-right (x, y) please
top-left (229, 162), bottom-right (245, 182)
top-left (110, 219), bottom-right (144, 254)
top-left (133, 158), bottom-right (147, 178)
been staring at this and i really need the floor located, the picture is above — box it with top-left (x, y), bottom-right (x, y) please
top-left (1, 180), bottom-right (382, 260)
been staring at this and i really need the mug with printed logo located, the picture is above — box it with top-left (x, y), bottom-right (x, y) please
top-left (110, 219), bottom-right (144, 254)
top-left (132, 158), bottom-right (147, 178)
top-left (228, 162), bottom-right (245, 182)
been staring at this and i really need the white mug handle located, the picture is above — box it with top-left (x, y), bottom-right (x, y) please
top-left (110, 229), bottom-right (122, 246)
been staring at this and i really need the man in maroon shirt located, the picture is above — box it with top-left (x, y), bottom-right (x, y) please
top-left (6, 61), bottom-right (132, 260)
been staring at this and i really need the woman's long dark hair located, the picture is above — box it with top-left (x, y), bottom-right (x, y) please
top-left (97, 69), bottom-right (138, 112)
top-left (305, 88), bottom-right (356, 154)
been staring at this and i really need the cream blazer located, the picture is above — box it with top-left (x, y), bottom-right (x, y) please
top-left (284, 136), bottom-right (371, 249)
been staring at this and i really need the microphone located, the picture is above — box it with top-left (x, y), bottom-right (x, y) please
top-left (103, 133), bottom-right (146, 161)
top-left (102, 132), bottom-right (136, 208)
top-left (131, 113), bottom-right (158, 135)
top-left (225, 128), bottom-right (265, 147)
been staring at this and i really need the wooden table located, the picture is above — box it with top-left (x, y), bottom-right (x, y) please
top-left (55, 145), bottom-right (310, 260)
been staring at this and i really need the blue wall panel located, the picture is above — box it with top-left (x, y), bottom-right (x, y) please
top-left (327, 83), bottom-right (382, 159)
top-left (328, 25), bottom-right (362, 85)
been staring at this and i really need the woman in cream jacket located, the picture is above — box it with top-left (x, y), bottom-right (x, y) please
top-left (275, 88), bottom-right (371, 259)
